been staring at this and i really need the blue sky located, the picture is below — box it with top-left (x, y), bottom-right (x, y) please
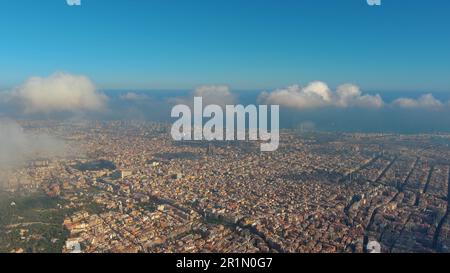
top-left (0, 0), bottom-right (449, 91)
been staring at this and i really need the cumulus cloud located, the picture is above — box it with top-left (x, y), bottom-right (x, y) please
top-left (13, 72), bottom-right (107, 114)
top-left (259, 82), bottom-right (332, 109)
top-left (259, 81), bottom-right (383, 110)
top-left (169, 85), bottom-right (236, 107)
top-left (335, 84), bottom-right (384, 108)
top-left (393, 94), bottom-right (443, 109)
top-left (120, 92), bottom-right (151, 101)
top-left (192, 85), bottom-right (236, 106)
top-left (0, 119), bottom-right (66, 170)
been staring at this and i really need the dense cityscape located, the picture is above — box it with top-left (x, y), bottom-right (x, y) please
top-left (1, 120), bottom-right (449, 253)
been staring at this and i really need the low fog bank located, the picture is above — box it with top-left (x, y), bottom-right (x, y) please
top-left (3, 90), bottom-right (450, 134)
top-left (104, 90), bottom-right (450, 134)
top-left (0, 119), bottom-right (66, 171)
top-left (2, 77), bottom-right (450, 134)
top-left (282, 108), bottom-right (450, 134)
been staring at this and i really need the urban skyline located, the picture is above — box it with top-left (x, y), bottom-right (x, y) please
top-left (1, 0), bottom-right (450, 256)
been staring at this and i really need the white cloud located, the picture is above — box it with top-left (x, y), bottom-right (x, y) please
top-left (13, 72), bottom-right (107, 114)
top-left (193, 85), bottom-right (236, 106)
top-left (335, 84), bottom-right (384, 108)
top-left (0, 119), bottom-right (66, 170)
top-left (259, 81), bottom-right (384, 109)
top-left (393, 94), bottom-right (443, 109)
top-left (259, 82), bottom-right (332, 109)
top-left (120, 92), bottom-right (151, 101)
top-left (169, 85), bottom-right (236, 107)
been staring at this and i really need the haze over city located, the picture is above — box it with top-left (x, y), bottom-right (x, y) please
top-left (0, 0), bottom-right (450, 255)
